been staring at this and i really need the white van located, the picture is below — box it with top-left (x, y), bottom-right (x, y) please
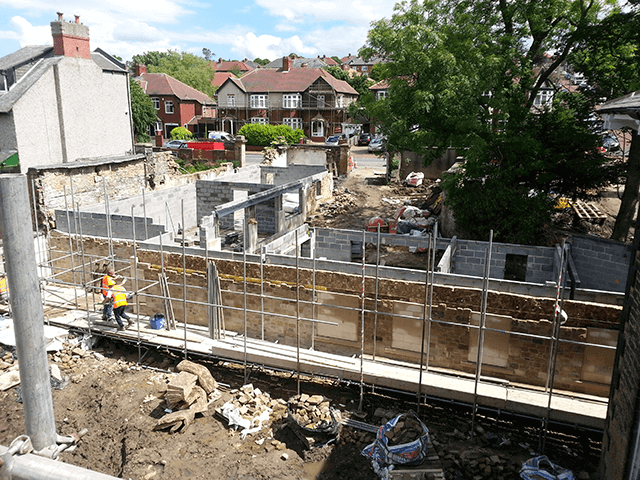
top-left (208, 131), bottom-right (235, 142)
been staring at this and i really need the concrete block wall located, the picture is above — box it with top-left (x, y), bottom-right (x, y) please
top-left (261, 165), bottom-right (327, 186)
top-left (453, 241), bottom-right (555, 283)
top-left (55, 210), bottom-right (166, 240)
top-left (84, 183), bottom-right (197, 232)
top-left (570, 234), bottom-right (632, 293)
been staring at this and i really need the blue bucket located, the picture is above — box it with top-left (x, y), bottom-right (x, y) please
top-left (150, 314), bottom-right (164, 330)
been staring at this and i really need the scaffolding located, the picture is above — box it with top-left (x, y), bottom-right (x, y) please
top-left (21, 175), bottom-right (618, 453)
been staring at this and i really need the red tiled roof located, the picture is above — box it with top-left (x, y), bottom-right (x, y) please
top-left (212, 71), bottom-right (234, 88)
top-left (227, 68), bottom-right (357, 95)
top-left (369, 80), bottom-right (389, 91)
top-left (341, 54), bottom-right (358, 64)
top-left (323, 57), bottom-right (339, 66)
top-left (138, 73), bottom-right (215, 105)
top-left (211, 60), bottom-right (254, 73)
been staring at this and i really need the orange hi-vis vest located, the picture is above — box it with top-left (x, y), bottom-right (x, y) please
top-left (112, 285), bottom-right (127, 308)
top-left (101, 274), bottom-right (115, 297)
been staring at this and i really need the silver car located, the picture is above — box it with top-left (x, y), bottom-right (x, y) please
top-left (163, 139), bottom-right (188, 149)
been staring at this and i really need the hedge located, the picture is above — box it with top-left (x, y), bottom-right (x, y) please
top-left (238, 124), bottom-right (304, 146)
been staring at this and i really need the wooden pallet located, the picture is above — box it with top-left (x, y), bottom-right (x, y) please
top-left (572, 201), bottom-right (607, 224)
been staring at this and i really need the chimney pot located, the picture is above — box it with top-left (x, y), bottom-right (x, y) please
top-left (74, 15), bottom-right (80, 24)
top-left (57, 12), bottom-right (63, 21)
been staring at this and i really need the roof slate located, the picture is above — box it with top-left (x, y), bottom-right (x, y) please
top-left (599, 90), bottom-right (640, 114)
top-left (139, 72), bottom-right (215, 105)
top-left (0, 45), bottom-right (53, 70)
top-left (227, 68), bottom-right (357, 95)
top-left (212, 60), bottom-right (254, 72)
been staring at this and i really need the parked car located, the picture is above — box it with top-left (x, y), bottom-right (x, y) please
top-left (368, 137), bottom-right (385, 153)
top-left (325, 135), bottom-right (341, 146)
top-left (163, 139), bottom-right (188, 149)
top-left (357, 133), bottom-right (371, 146)
top-left (602, 135), bottom-right (620, 152)
top-left (208, 131), bottom-right (235, 142)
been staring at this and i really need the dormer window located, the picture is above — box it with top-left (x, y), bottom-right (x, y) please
top-left (0, 74), bottom-right (7, 93)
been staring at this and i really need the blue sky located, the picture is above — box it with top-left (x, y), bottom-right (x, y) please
top-left (0, 0), bottom-right (398, 62)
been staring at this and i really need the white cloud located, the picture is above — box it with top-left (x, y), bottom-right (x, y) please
top-left (10, 16), bottom-right (51, 47)
top-left (275, 23), bottom-right (297, 32)
top-left (304, 24), bottom-right (370, 56)
top-left (254, 0), bottom-right (396, 25)
top-left (230, 32), bottom-right (316, 61)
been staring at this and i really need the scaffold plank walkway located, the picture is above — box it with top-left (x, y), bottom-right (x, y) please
top-left (47, 308), bottom-right (608, 430)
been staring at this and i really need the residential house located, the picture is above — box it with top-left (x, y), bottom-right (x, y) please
top-left (344, 56), bottom-right (384, 75)
top-left (133, 65), bottom-right (216, 140)
top-left (263, 57), bottom-right (328, 69)
top-left (211, 59), bottom-right (254, 75)
top-left (0, 13), bottom-right (134, 172)
top-left (215, 57), bottom-right (358, 141)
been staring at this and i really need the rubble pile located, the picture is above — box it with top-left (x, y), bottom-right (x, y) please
top-left (339, 427), bottom-right (375, 448)
top-left (156, 360), bottom-right (221, 433)
top-left (288, 393), bottom-right (338, 432)
top-left (227, 384), bottom-right (287, 422)
top-left (383, 414), bottom-right (424, 446)
top-left (315, 188), bottom-right (358, 219)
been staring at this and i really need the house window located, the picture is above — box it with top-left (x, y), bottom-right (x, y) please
top-left (283, 118), bottom-right (302, 130)
top-left (336, 95), bottom-right (344, 108)
top-left (317, 95), bottom-right (325, 108)
top-left (362, 66), bottom-right (368, 72)
top-left (165, 101), bottom-right (174, 114)
top-left (152, 97), bottom-right (160, 109)
top-left (251, 117), bottom-right (268, 124)
top-left (283, 94), bottom-right (302, 108)
top-left (376, 91), bottom-right (387, 100)
top-left (250, 94), bottom-right (268, 108)
top-left (227, 94), bottom-right (235, 107)
top-left (534, 90), bottom-right (553, 107)
top-left (154, 122), bottom-right (162, 133)
top-left (0, 74), bottom-right (7, 92)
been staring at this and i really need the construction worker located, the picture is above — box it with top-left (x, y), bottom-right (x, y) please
top-left (101, 268), bottom-right (116, 321)
top-left (109, 284), bottom-right (133, 331)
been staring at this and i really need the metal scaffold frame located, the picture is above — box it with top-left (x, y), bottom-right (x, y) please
top-left (20, 176), bottom-right (616, 451)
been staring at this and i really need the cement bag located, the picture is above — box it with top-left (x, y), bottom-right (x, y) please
top-left (520, 456), bottom-right (574, 480)
top-left (361, 411), bottom-right (430, 479)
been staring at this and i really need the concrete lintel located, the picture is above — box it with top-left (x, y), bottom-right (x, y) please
top-left (213, 172), bottom-right (325, 218)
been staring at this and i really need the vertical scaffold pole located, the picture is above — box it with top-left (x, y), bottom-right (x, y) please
top-left (63, 186), bottom-right (78, 306)
top-left (471, 230), bottom-right (493, 435)
top-left (243, 220), bottom-right (249, 385)
top-left (311, 229), bottom-right (317, 350)
top-left (131, 205), bottom-right (141, 364)
top-left (181, 200), bottom-right (188, 360)
top-left (373, 224), bottom-right (381, 361)
top-left (358, 230), bottom-right (366, 412)
top-left (296, 229), bottom-right (301, 396)
top-left (0, 174), bottom-right (57, 452)
top-left (417, 232), bottom-right (433, 413)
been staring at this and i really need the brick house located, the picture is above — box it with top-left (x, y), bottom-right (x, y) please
top-left (215, 57), bottom-right (358, 141)
top-left (133, 65), bottom-right (216, 140)
top-left (0, 13), bottom-right (134, 172)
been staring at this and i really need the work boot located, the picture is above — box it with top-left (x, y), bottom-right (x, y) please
top-left (127, 319), bottom-right (134, 326)
top-left (117, 325), bottom-right (125, 331)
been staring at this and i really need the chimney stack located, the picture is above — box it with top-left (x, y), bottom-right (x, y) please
top-left (134, 64), bottom-right (147, 76)
top-left (282, 56), bottom-right (292, 72)
top-left (51, 13), bottom-right (91, 60)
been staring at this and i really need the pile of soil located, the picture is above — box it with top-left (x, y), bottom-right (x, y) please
top-left (0, 337), bottom-right (601, 480)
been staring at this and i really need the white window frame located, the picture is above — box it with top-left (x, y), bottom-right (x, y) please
top-left (376, 91), bottom-right (387, 100)
top-left (165, 100), bottom-right (174, 114)
top-left (362, 66), bottom-right (368, 72)
top-left (336, 95), bottom-right (345, 108)
top-left (251, 117), bottom-right (268, 124)
top-left (317, 95), bottom-right (325, 108)
top-left (154, 122), bottom-right (162, 133)
top-left (283, 118), bottom-right (302, 130)
top-left (227, 94), bottom-right (236, 107)
top-left (534, 89), bottom-right (553, 107)
top-left (250, 94), bottom-right (268, 108)
top-left (283, 94), bottom-right (302, 109)
top-left (152, 97), bottom-right (160, 110)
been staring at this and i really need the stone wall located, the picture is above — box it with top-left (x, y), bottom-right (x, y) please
top-left (48, 232), bottom-right (622, 398)
top-left (399, 148), bottom-right (460, 181)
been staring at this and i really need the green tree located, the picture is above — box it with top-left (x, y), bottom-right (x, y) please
top-left (570, 5), bottom-right (640, 241)
top-left (253, 58), bottom-right (270, 66)
top-left (238, 124), bottom-right (304, 146)
top-left (146, 50), bottom-right (217, 98)
top-left (202, 48), bottom-right (214, 61)
top-left (359, 0), bottom-right (615, 244)
top-left (132, 51), bottom-right (171, 67)
top-left (169, 126), bottom-right (193, 140)
top-left (129, 77), bottom-right (156, 143)
top-left (331, 56), bottom-right (341, 64)
top-left (323, 66), bottom-right (375, 97)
